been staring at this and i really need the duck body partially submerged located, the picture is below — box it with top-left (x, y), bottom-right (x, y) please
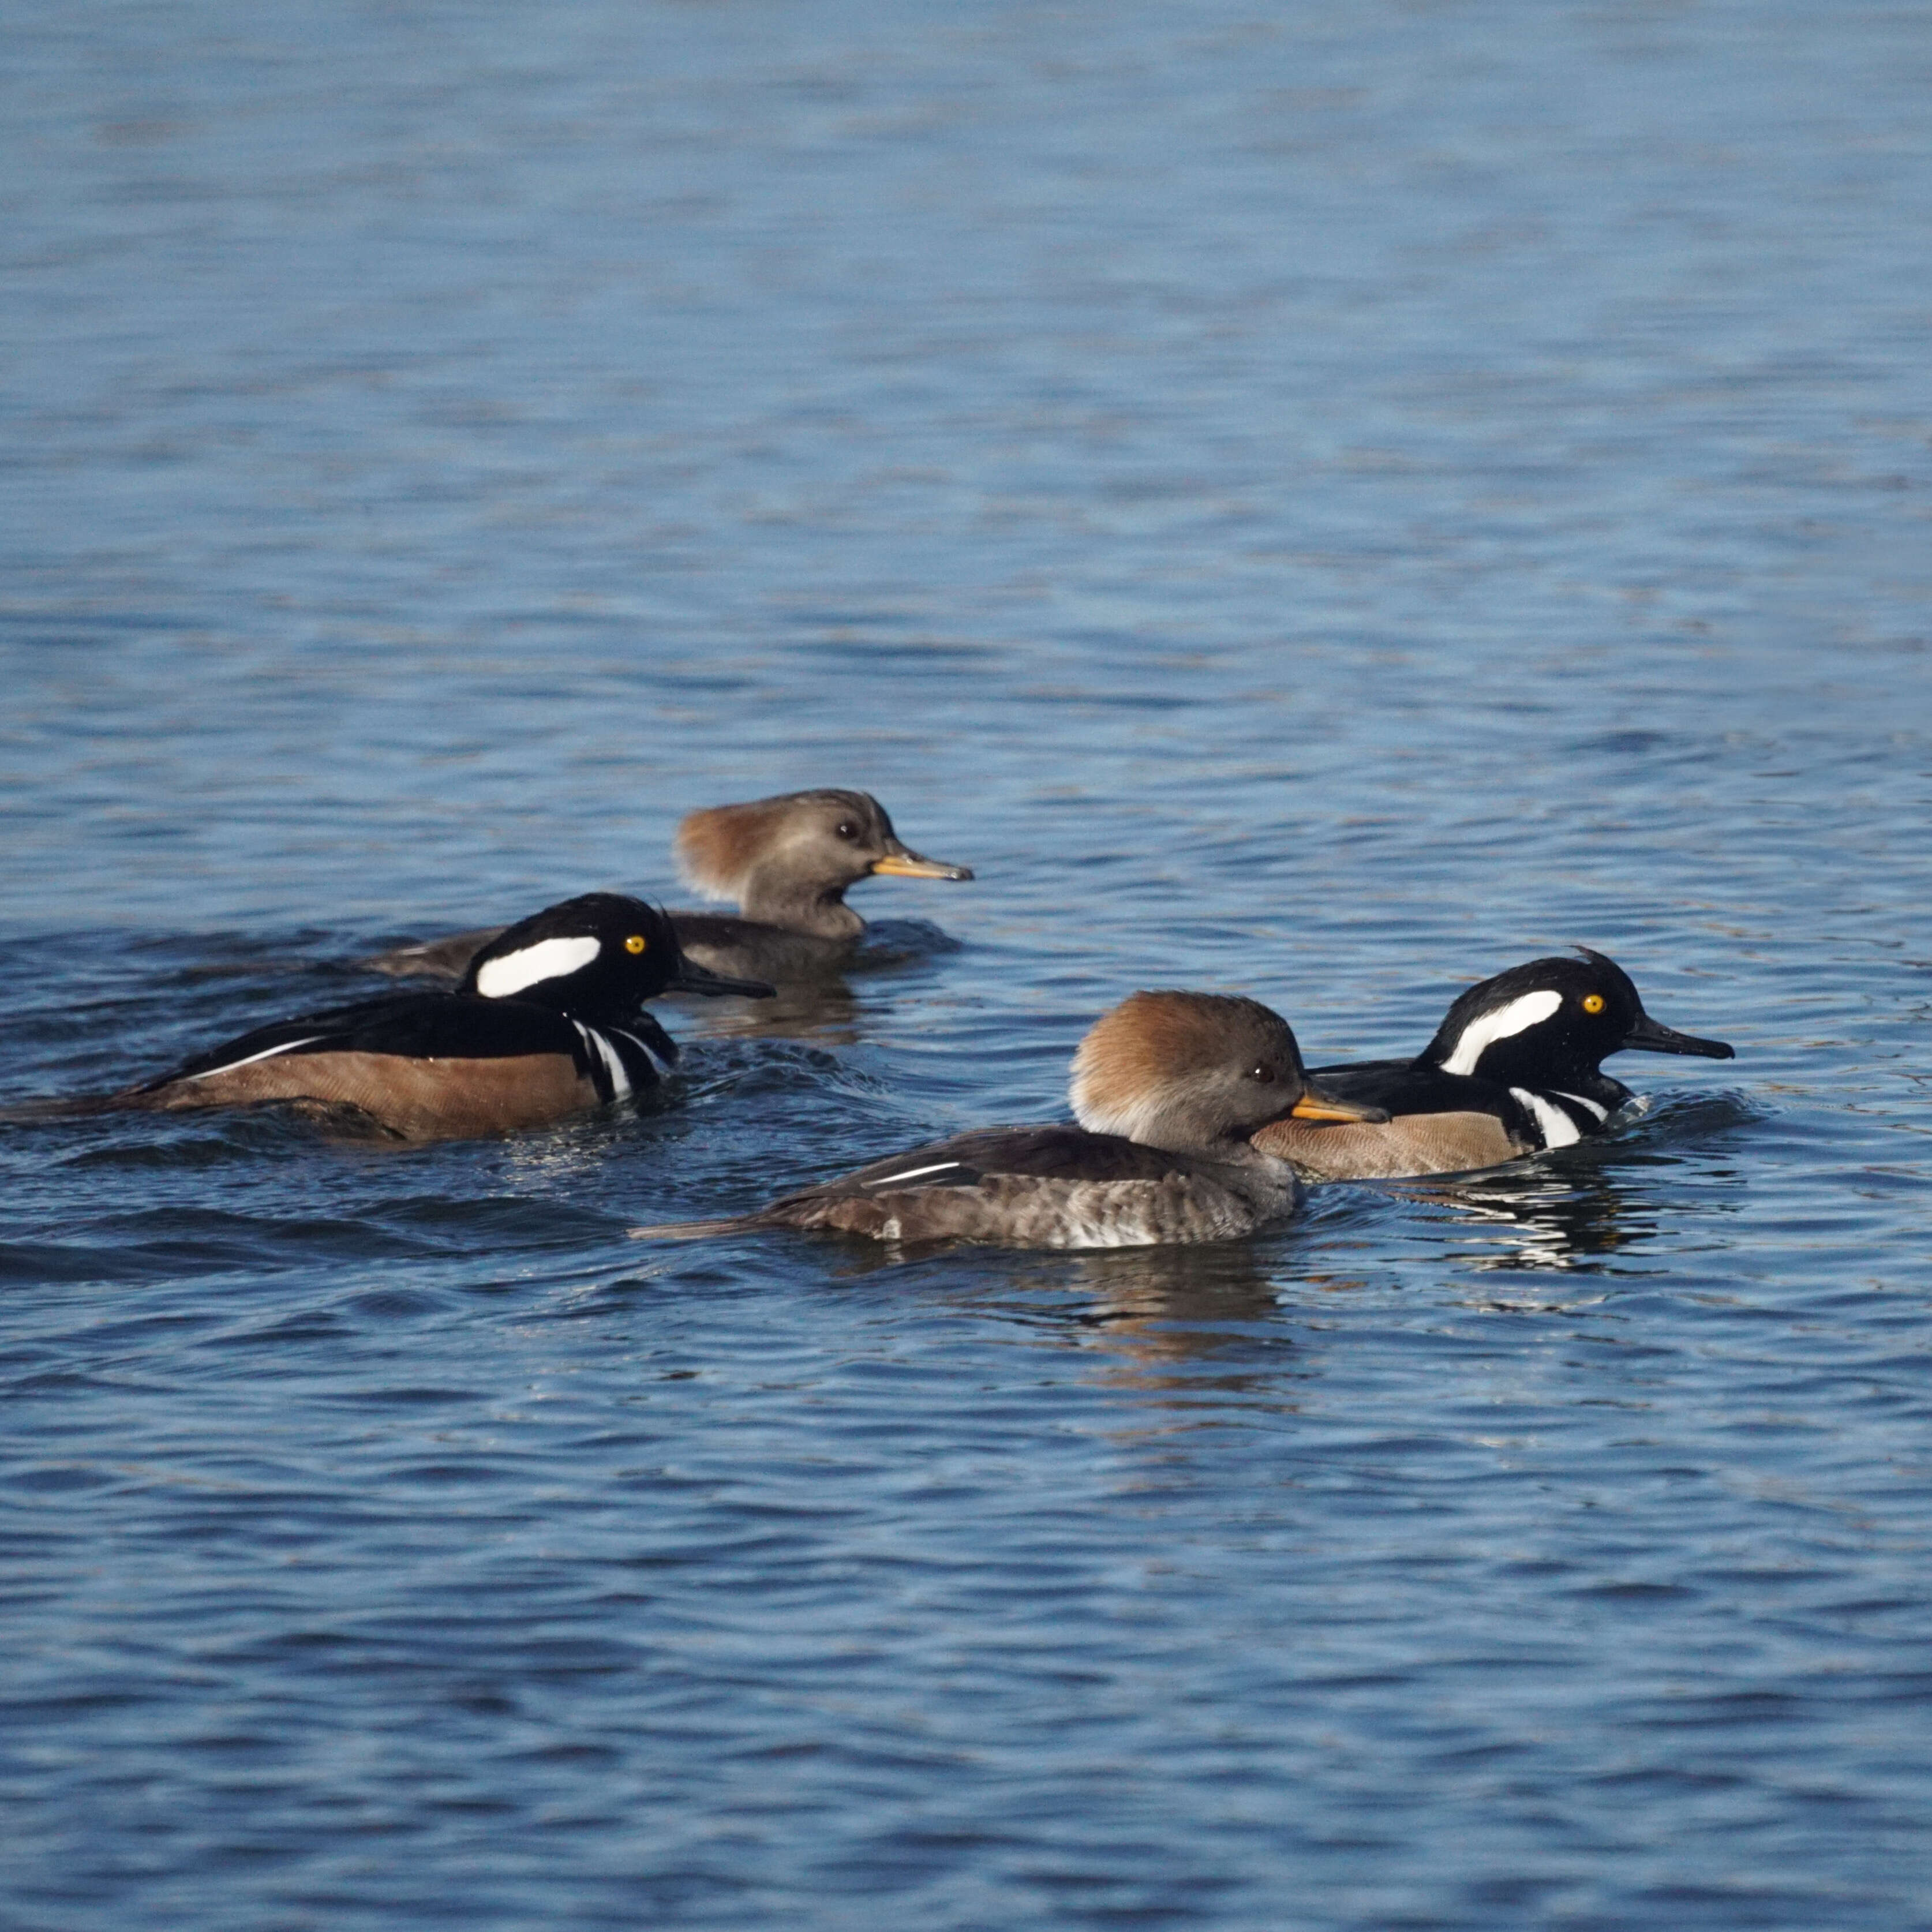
top-left (109, 894), bottom-right (772, 1140)
top-left (1253, 949), bottom-right (1734, 1180)
top-left (361, 788), bottom-right (972, 986)
top-left (710, 1124), bottom-right (1305, 1249)
top-left (635, 990), bottom-right (1385, 1250)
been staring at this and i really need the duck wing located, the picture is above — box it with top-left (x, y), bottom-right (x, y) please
top-left (811, 1124), bottom-right (1188, 1196)
top-left (632, 1125), bottom-right (1283, 1247)
top-left (134, 993), bottom-right (593, 1091)
top-left (1306, 1058), bottom-right (1493, 1117)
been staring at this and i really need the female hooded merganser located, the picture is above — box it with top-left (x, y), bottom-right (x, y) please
top-left (113, 894), bottom-right (773, 1140)
top-left (633, 990), bottom-right (1386, 1250)
top-left (362, 789), bottom-right (972, 985)
top-left (1251, 949), bottom-right (1734, 1180)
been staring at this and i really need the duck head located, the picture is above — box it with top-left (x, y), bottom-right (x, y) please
top-left (1421, 948), bottom-right (1733, 1091)
top-left (675, 788), bottom-right (972, 937)
top-left (1070, 990), bottom-right (1387, 1155)
top-left (462, 894), bottom-right (774, 1024)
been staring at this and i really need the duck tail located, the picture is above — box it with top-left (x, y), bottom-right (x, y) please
top-left (627, 1212), bottom-right (765, 1242)
top-left (0, 1092), bottom-right (133, 1123)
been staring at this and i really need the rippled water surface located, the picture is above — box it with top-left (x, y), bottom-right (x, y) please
top-left (5, 3), bottom-right (1932, 1926)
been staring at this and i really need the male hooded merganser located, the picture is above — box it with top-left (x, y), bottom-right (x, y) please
top-left (362, 789), bottom-right (972, 985)
top-left (113, 894), bottom-right (773, 1140)
top-left (1251, 949), bottom-right (1734, 1180)
top-left (633, 990), bottom-right (1386, 1250)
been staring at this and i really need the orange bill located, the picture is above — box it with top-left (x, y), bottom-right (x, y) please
top-left (1289, 1082), bottom-right (1389, 1125)
top-left (870, 849), bottom-right (974, 881)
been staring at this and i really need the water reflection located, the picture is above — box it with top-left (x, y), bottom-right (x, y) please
top-left (671, 920), bottom-right (967, 1047)
top-left (1389, 1163), bottom-right (1652, 1274)
top-left (674, 978), bottom-right (865, 1047)
top-left (832, 1238), bottom-right (1336, 1401)
top-left (1029, 1241), bottom-right (1285, 1337)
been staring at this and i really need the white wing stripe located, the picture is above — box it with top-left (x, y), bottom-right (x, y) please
top-left (865, 1160), bottom-right (962, 1187)
top-left (186, 1035), bottom-right (325, 1081)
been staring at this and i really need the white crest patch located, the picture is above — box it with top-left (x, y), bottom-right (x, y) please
top-left (1511, 1087), bottom-right (1581, 1149)
top-left (188, 1035), bottom-right (323, 1081)
top-left (1069, 1068), bottom-right (1171, 1144)
top-left (1440, 989), bottom-right (1563, 1077)
top-left (475, 934), bottom-right (601, 999)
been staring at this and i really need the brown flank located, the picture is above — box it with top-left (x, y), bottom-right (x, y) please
top-left (129, 1051), bottom-right (600, 1141)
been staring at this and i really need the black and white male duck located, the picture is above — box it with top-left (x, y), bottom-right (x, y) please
top-left (110, 894), bottom-right (771, 1140)
top-left (364, 789), bottom-right (972, 986)
top-left (1252, 948), bottom-right (1734, 1180)
top-left (634, 990), bottom-right (1386, 1250)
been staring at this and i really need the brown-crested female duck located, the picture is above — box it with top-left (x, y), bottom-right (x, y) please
top-left (361, 789), bottom-right (971, 986)
top-left (633, 990), bottom-right (1385, 1250)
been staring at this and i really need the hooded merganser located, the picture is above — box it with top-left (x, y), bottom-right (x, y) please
top-left (113, 894), bottom-right (773, 1140)
top-left (361, 789), bottom-right (973, 985)
top-left (632, 990), bottom-right (1386, 1250)
top-left (1251, 949), bottom-right (1735, 1180)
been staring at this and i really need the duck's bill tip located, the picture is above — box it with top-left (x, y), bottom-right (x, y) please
top-left (671, 963), bottom-right (777, 999)
top-left (1623, 1013), bottom-right (1735, 1059)
top-left (870, 852), bottom-right (974, 882)
top-left (1287, 1085), bottom-right (1390, 1125)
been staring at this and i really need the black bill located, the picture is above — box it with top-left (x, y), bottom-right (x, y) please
top-left (670, 959), bottom-right (777, 999)
top-left (1622, 1010), bottom-right (1734, 1059)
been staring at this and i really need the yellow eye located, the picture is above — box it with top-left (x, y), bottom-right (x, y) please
top-left (625, 934), bottom-right (647, 954)
top-left (1582, 993), bottom-right (1604, 1014)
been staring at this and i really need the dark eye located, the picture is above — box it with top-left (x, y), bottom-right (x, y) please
top-left (834, 820), bottom-right (860, 842)
top-left (1250, 1063), bottom-right (1276, 1084)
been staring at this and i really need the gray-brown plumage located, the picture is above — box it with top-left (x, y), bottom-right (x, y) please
top-left (360, 789), bottom-right (972, 986)
top-left (361, 926), bottom-right (500, 982)
top-left (634, 990), bottom-right (1386, 1251)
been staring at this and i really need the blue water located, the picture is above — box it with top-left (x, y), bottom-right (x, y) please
top-left (5, 3), bottom-right (1932, 1926)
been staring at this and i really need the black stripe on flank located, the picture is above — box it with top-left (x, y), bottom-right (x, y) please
top-left (1547, 1091), bottom-right (1610, 1139)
